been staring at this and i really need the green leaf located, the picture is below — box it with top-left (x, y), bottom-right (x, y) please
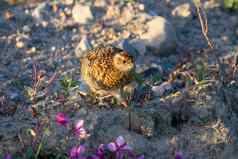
top-left (132, 72), bottom-right (144, 86)
top-left (224, 0), bottom-right (238, 10)
top-left (193, 0), bottom-right (201, 7)
top-left (44, 127), bottom-right (51, 136)
top-left (26, 147), bottom-right (34, 159)
top-left (60, 75), bottom-right (78, 92)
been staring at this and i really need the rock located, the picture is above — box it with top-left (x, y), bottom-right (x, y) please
top-left (75, 35), bottom-right (92, 58)
top-left (15, 41), bottom-right (24, 49)
top-left (137, 3), bottom-right (145, 11)
top-left (172, 3), bottom-right (192, 18)
top-left (130, 39), bottom-right (146, 56)
top-left (31, 2), bottom-right (46, 22)
top-left (22, 25), bottom-right (31, 33)
top-left (172, 3), bottom-right (194, 28)
top-left (62, 0), bottom-right (74, 5)
top-left (119, 6), bottom-right (134, 25)
top-left (78, 82), bottom-right (90, 95)
top-left (94, 0), bottom-right (106, 7)
top-left (152, 82), bottom-right (173, 97)
top-left (114, 39), bottom-right (140, 58)
top-left (72, 4), bottom-right (93, 24)
top-left (104, 5), bottom-right (120, 19)
top-left (141, 16), bottom-right (177, 57)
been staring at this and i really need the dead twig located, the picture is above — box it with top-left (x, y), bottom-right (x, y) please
top-left (194, 1), bottom-right (214, 49)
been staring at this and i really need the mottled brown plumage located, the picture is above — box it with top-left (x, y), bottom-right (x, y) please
top-left (80, 46), bottom-right (134, 105)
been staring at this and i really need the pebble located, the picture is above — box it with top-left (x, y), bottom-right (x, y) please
top-left (94, 0), bottom-right (106, 7)
top-left (41, 20), bottom-right (49, 27)
top-left (119, 6), bottom-right (134, 25)
top-left (172, 3), bottom-right (192, 18)
top-left (152, 82), bottom-right (172, 97)
top-left (138, 3), bottom-right (145, 11)
top-left (16, 41), bottom-right (24, 48)
top-left (26, 47), bottom-right (36, 54)
top-left (75, 35), bottom-right (92, 58)
top-left (64, 7), bottom-right (72, 16)
top-left (141, 16), bottom-right (177, 57)
top-left (22, 25), bottom-right (31, 33)
top-left (8, 91), bottom-right (20, 101)
top-left (62, 0), bottom-right (74, 5)
top-left (130, 39), bottom-right (146, 56)
top-left (72, 4), bottom-right (93, 24)
top-left (51, 46), bottom-right (56, 52)
top-left (31, 2), bottom-right (46, 21)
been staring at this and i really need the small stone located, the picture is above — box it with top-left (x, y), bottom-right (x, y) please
top-left (79, 82), bottom-right (90, 95)
top-left (26, 47), bottom-right (36, 54)
top-left (119, 6), bottom-right (134, 25)
top-left (73, 28), bottom-right (77, 33)
top-left (51, 46), bottom-right (56, 52)
top-left (138, 3), bottom-right (145, 11)
top-left (64, 7), bottom-right (72, 16)
top-left (31, 3), bottom-right (46, 21)
top-left (41, 21), bottom-right (48, 27)
top-left (16, 41), bottom-right (24, 48)
top-left (72, 4), bottom-right (93, 24)
top-left (141, 16), bottom-right (177, 57)
top-left (75, 35), bottom-right (92, 58)
top-left (94, 0), bottom-right (106, 7)
top-left (152, 82), bottom-right (172, 97)
top-left (22, 25), bottom-right (31, 33)
top-left (8, 91), bottom-right (20, 101)
top-left (130, 39), bottom-right (146, 56)
top-left (24, 9), bottom-right (30, 15)
top-left (172, 3), bottom-right (191, 18)
top-left (105, 5), bottom-right (120, 19)
top-left (62, 0), bottom-right (74, 5)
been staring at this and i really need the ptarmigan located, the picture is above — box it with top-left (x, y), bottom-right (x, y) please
top-left (80, 45), bottom-right (135, 106)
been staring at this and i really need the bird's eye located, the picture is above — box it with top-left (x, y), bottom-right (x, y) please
top-left (123, 60), bottom-right (126, 64)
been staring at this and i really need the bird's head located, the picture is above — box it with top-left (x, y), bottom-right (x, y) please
top-left (113, 52), bottom-right (134, 72)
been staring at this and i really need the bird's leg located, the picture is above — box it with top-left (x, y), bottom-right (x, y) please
top-left (123, 81), bottom-right (138, 95)
top-left (93, 90), bottom-right (113, 105)
top-left (110, 89), bottom-right (128, 107)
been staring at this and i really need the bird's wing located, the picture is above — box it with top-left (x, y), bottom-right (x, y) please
top-left (86, 47), bottom-right (114, 87)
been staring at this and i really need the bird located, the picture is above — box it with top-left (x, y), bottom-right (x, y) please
top-left (80, 45), bottom-right (135, 106)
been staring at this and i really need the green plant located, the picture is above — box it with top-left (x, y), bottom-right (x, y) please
top-left (123, 0), bottom-right (137, 3)
top-left (224, 0), bottom-right (238, 10)
top-left (59, 75), bottom-right (78, 94)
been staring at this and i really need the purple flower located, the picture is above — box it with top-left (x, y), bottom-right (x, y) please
top-left (55, 112), bottom-right (69, 126)
top-left (70, 145), bottom-right (86, 159)
top-left (74, 120), bottom-right (89, 139)
top-left (108, 136), bottom-right (132, 159)
top-left (3, 154), bottom-right (12, 159)
top-left (85, 144), bottom-right (105, 159)
top-left (94, 144), bottom-right (105, 159)
top-left (108, 136), bottom-right (132, 152)
top-left (175, 151), bottom-right (183, 159)
top-left (137, 155), bottom-right (145, 159)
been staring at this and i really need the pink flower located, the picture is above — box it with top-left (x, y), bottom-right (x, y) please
top-left (108, 136), bottom-right (132, 152)
top-left (175, 151), bottom-right (183, 159)
top-left (85, 144), bottom-right (105, 159)
top-left (70, 145), bottom-right (86, 159)
top-left (108, 136), bottom-right (132, 159)
top-left (74, 120), bottom-right (89, 139)
top-left (94, 144), bottom-right (105, 159)
top-left (137, 155), bottom-right (144, 159)
top-left (3, 154), bottom-right (12, 159)
top-left (55, 112), bottom-right (69, 126)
